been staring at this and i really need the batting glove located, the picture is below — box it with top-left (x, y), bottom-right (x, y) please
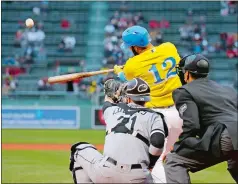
top-left (114, 65), bottom-right (123, 75)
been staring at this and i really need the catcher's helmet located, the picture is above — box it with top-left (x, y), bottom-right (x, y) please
top-left (125, 78), bottom-right (151, 102)
top-left (121, 26), bottom-right (151, 49)
top-left (176, 54), bottom-right (209, 84)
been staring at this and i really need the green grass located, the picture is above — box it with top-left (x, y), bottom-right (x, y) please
top-left (2, 129), bottom-right (105, 144)
top-left (2, 150), bottom-right (72, 183)
top-left (2, 129), bottom-right (236, 183)
top-left (190, 162), bottom-right (235, 183)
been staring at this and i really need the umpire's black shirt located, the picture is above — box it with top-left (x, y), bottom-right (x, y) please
top-left (172, 78), bottom-right (237, 159)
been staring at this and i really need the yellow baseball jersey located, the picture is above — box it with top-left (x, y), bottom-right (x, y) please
top-left (123, 42), bottom-right (182, 108)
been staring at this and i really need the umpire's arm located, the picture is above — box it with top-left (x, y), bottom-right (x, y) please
top-left (173, 88), bottom-right (200, 140)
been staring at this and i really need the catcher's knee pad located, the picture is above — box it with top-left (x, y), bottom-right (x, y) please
top-left (69, 142), bottom-right (97, 171)
top-left (71, 142), bottom-right (97, 152)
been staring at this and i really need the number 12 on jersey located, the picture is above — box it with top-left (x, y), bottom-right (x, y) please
top-left (149, 57), bottom-right (177, 84)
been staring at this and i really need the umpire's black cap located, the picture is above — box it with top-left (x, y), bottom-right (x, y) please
top-left (179, 54), bottom-right (210, 76)
top-left (125, 78), bottom-right (151, 102)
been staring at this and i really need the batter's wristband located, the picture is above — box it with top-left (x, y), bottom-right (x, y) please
top-left (117, 72), bottom-right (127, 82)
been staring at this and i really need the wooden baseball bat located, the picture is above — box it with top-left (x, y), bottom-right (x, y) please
top-left (48, 69), bottom-right (114, 84)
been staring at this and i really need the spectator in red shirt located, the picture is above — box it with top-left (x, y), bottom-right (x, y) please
top-left (61, 19), bottom-right (70, 29)
top-left (159, 18), bottom-right (170, 29)
top-left (149, 20), bottom-right (160, 29)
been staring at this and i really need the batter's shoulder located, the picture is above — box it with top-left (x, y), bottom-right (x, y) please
top-left (156, 42), bottom-right (178, 51)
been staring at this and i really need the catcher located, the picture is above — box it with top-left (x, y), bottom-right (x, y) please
top-left (69, 78), bottom-right (168, 183)
top-left (114, 25), bottom-right (183, 182)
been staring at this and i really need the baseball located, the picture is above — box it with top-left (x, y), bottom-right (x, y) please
top-left (25, 18), bottom-right (34, 28)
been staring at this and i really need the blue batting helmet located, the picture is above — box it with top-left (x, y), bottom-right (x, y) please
top-left (121, 26), bottom-right (151, 49)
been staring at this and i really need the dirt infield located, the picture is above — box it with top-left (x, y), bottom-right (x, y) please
top-left (2, 144), bottom-right (104, 151)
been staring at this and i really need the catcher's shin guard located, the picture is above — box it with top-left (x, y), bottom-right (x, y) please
top-left (69, 142), bottom-right (96, 183)
top-left (72, 163), bottom-right (92, 184)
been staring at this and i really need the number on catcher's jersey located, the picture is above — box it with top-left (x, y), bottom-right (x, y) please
top-left (117, 114), bottom-right (137, 131)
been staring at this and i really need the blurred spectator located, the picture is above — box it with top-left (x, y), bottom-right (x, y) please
top-left (5, 66), bottom-right (26, 77)
top-left (3, 76), bottom-right (18, 93)
top-left (186, 8), bottom-right (194, 23)
top-left (33, 7), bottom-right (41, 16)
top-left (214, 42), bottom-right (222, 53)
top-left (26, 27), bottom-right (38, 43)
top-left (228, 1), bottom-right (237, 14)
top-left (24, 43), bottom-right (35, 64)
top-left (73, 79), bottom-right (80, 94)
top-left (58, 36), bottom-right (76, 52)
top-left (14, 22), bottom-right (25, 48)
top-left (103, 8), bottom-right (147, 69)
top-left (220, 32), bottom-right (228, 50)
top-left (40, 0), bottom-right (49, 16)
top-left (155, 30), bottom-right (163, 45)
top-left (35, 25), bottom-right (46, 44)
top-left (220, 32), bottom-right (238, 58)
top-left (37, 78), bottom-right (53, 91)
top-left (87, 81), bottom-right (97, 96)
top-left (220, 1), bottom-right (229, 16)
top-left (201, 38), bottom-right (209, 55)
top-left (104, 23), bottom-right (115, 34)
top-left (133, 12), bottom-right (145, 25)
top-left (24, 24), bottom-right (45, 58)
top-left (61, 19), bottom-right (70, 29)
top-left (118, 17), bottom-right (129, 30)
top-left (14, 21), bottom-right (46, 64)
top-left (3, 55), bottom-right (19, 66)
top-left (150, 28), bottom-right (163, 45)
top-left (221, 1), bottom-right (237, 16)
top-left (179, 24), bottom-right (193, 45)
top-left (226, 34), bottom-right (235, 48)
top-left (226, 42), bottom-right (238, 58)
top-left (79, 60), bottom-right (86, 72)
top-left (193, 41), bottom-right (203, 53)
top-left (149, 20), bottom-right (160, 29)
top-left (194, 24), bottom-right (201, 35)
top-left (179, 14), bottom-right (207, 56)
top-left (26, 23), bottom-right (45, 44)
top-left (159, 18), bottom-right (170, 29)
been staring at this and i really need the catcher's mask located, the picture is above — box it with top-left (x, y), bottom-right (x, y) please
top-left (103, 79), bottom-right (122, 103)
top-left (176, 54), bottom-right (209, 85)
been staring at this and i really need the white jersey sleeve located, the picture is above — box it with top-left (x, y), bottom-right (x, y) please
top-left (149, 113), bottom-right (165, 137)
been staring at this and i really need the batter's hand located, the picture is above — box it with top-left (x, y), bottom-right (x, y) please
top-left (114, 65), bottom-right (124, 75)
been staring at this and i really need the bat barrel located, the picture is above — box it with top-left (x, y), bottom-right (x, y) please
top-left (47, 68), bottom-right (115, 84)
top-left (48, 73), bottom-right (80, 84)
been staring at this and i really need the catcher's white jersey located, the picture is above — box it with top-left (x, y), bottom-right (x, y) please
top-left (103, 102), bottom-right (165, 165)
top-left (71, 101), bottom-right (166, 183)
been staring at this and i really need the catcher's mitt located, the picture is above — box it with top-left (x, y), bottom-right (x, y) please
top-left (104, 79), bottom-right (122, 103)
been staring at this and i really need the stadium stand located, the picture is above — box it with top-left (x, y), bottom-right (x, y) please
top-left (2, 1), bottom-right (237, 102)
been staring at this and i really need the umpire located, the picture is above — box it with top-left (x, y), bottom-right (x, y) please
top-left (164, 54), bottom-right (238, 183)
